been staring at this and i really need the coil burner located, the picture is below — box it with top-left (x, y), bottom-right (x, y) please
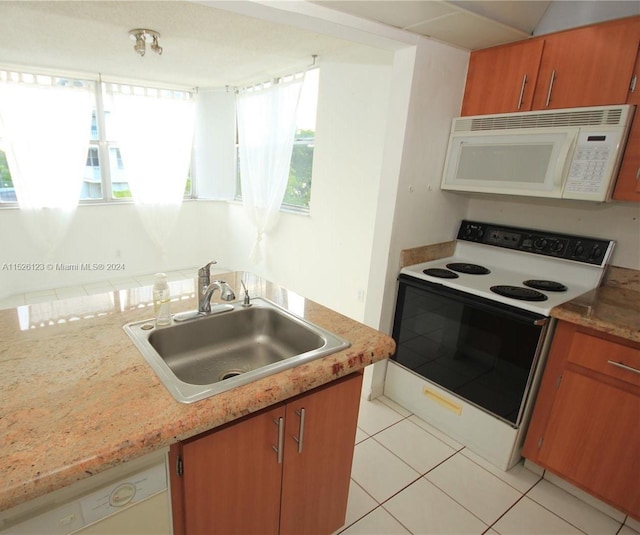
top-left (490, 285), bottom-right (548, 302)
top-left (446, 263), bottom-right (491, 275)
top-left (523, 280), bottom-right (568, 292)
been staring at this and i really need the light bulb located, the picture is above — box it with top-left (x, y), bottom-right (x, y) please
top-left (151, 35), bottom-right (163, 55)
top-left (133, 34), bottom-right (145, 57)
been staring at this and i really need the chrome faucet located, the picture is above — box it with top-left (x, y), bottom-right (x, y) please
top-left (197, 261), bottom-right (236, 313)
top-left (199, 280), bottom-right (236, 313)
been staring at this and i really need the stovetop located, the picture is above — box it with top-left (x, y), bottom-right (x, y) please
top-left (400, 221), bottom-right (615, 316)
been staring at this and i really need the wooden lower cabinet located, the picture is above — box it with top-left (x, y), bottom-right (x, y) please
top-left (169, 372), bottom-right (363, 535)
top-left (522, 321), bottom-right (640, 519)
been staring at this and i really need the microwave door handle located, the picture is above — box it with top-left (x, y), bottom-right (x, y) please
top-left (555, 134), bottom-right (577, 195)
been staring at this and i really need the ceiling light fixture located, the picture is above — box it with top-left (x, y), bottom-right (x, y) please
top-left (128, 29), bottom-right (162, 57)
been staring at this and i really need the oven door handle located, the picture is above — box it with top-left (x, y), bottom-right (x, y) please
top-left (398, 274), bottom-right (549, 326)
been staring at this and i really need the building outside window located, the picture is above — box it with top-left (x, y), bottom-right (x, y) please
top-left (0, 70), bottom-right (193, 205)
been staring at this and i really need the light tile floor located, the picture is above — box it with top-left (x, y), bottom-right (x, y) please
top-left (339, 396), bottom-right (640, 535)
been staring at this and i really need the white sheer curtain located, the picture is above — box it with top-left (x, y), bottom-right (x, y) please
top-left (107, 85), bottom-right (195, 258)
top-left (236, 75), bottom-right (304, 263)
top-left (0, 75), bottom-right (93, 255)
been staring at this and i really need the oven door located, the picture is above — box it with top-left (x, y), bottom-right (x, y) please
top-left (392, 274), bottom-right (549, 428)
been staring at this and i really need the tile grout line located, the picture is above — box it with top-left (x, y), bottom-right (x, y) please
top-left (357, 398), bottom-right (633, 535)
top-left (519, 478), bottom-right (620, 535)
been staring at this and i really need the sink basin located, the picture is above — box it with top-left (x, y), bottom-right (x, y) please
top-left (124, 297), bottom-right (350, 403)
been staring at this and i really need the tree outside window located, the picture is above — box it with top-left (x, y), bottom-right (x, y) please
top-left (235, 68), bottom-right (319, 211)
top-left (0, 150), bottom-right (15, 202)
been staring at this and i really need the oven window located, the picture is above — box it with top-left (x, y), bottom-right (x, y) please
top-left (392, 281), bottom-right (545, 426)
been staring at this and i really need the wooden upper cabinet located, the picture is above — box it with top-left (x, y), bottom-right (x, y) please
top-left (613, 48), bottom-right (640, 201)
top-left (531, 16), bottom-right (640, 110)
top-left (461, 39), bottom-right (544, 116)
top-left (461, 16), bottom-right (640, 116)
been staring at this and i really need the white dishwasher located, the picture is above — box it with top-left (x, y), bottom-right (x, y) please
top-left (0, 450), bottom-right (171, 535)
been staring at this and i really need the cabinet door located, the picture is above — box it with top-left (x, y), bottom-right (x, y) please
top-left (532, 17), bottom-right (640, 110)
top-left (176, 404), bottom-right (286, 535)
top-left (279, 373), bottom-right (363, 535)
top-left (537, 371), bottom-right (640, 516)
top-left (461, 39), bottom-right (544, 116)
top-left (613, 50), bottom-right (640, 202)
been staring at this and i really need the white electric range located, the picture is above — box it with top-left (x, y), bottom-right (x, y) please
top-left (385, 220), bottom-right (614, 470)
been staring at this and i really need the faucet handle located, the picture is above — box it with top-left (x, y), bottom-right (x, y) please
top-left (198, 261), bottom-right (217, 285)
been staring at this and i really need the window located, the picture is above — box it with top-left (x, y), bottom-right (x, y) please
top-left (88, 83), bottom-right (194, 202)
top-left (0, 149), bottom-right (14, 202)
top-left (236, 68), bottom-right (319, 211)
top-left (0, 69), bottom-right (194, 205)
top-left (0, 70), bottom-right (94, 208)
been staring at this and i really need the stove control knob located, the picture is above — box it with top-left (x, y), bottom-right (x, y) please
top-left (463, 225), bottom-right (485, 241)
top-left (533, 237), bottom-right (547, 250)
top-left (551, 241), bottom-right (564, 253)
top-left (590, 245), bottom-right (602, 261)
top-left (573, 242), bottom-right (584, 257)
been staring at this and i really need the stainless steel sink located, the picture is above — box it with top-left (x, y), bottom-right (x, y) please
top-left (124, 297), bottom-right (350, 403)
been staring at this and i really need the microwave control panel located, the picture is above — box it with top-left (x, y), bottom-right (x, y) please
top-left (564, 130), bottom-right (622, 198)
top-left (458, 220), bottom-right (614, 266)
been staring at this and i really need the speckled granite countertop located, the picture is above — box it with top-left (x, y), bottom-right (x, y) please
top-left (550, 266), bottom-right (640, 343)
top-left (0, 272), bottom-right (395, 512)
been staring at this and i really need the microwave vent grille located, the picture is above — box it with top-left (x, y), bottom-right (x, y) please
top-left (455, 107), bottom-right (625, 133)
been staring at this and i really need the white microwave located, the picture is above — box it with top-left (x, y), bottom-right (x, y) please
top-left (440, 105), bottom-right (634, 202)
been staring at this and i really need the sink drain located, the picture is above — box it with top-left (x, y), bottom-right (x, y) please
top-left (220, 370), bottom-right (244, 381)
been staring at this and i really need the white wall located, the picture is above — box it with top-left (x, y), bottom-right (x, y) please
top-left (360, 37), bottom-right (469, 399)
top-left (365, 38), bottom-right (470, 334)
top-left (222, 44), bottom-right (395, 322)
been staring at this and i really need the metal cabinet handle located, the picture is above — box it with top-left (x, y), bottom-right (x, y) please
top-left (630, 74), bottom-right (637, 93)
top-left (292, 408), bottom-right (306, 454)
top-left (273, 417), bottom-right (284, 464)
top-left (517, 74), bottom-right (527, 110)
top-left (545, 70), bottom-right (556, 107)
top-left (608, 360), bottom-right (640, 375)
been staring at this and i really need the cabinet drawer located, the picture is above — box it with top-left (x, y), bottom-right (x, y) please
top-left (568, 330), bottom-right (640, 386)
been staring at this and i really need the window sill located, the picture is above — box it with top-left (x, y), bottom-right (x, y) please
top-left (0, 197), bottom-right (310, 212)
top-left (0, 197), bottom-right (208, 210)
top-left (227, 198), bottom-right (310, 216)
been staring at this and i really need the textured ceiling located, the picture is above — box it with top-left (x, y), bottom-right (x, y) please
top-left (0, 1), bottom-right (353, 88)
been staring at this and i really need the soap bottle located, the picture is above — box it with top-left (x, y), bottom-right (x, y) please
top-left (153, 273), bottom-right (171, 326)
